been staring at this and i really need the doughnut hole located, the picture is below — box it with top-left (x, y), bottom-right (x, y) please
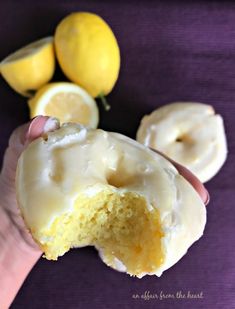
top-left (176, 137), bottom-right (183, 143)
top-left (175, 134), bottom-right (193, 144)
top-left (38, 188), bottom-right (164, 276)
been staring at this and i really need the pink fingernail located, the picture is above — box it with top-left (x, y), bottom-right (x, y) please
top-left (25, 116), bottom-right (49, 141)
top-left (205, 190), bottom-right (210, 206)
top-left (25, 116), bottom-right (60, 144)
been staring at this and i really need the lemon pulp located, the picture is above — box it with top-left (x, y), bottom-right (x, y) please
top-left (44, 92), bottom-right (91, 124)
top-left (28, 82), bottom-right (99, 128)
top-left (37, 189), bottom-right (164, 276)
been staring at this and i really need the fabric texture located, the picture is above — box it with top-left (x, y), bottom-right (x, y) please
top-left (0, 1), bottom-right (234, 308)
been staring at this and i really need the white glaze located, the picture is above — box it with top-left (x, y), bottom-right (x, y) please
top-left (16, 123), bottom-right (206, 277)
top-left (136, 102), bottom-right (227, 183)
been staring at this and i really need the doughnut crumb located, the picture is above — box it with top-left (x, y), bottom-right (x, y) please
top-left (37, 188), bottom-right (165, 276)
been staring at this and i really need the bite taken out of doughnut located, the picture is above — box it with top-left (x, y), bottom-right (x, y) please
top-left (136, 102), bottom-right (227, 183)
top-left (16, 123), bottom-right (206, 278)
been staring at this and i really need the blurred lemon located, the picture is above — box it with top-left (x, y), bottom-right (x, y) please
top-left (54, 12), bottom-right (120, 98)
top-left (28, 82), bottom-right (99, 128)
top-left (0, 37), bottom-right (55, 97)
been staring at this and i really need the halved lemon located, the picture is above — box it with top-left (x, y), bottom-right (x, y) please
top-left (0, 37), bottom-right (55, 97)
top-left (28, 82), bottom-right (99, 128)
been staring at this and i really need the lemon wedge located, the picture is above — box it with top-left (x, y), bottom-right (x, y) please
top-left (28, 82), bottom-right (99, 128)
top-left (0, 37), bottom-right (55, 97)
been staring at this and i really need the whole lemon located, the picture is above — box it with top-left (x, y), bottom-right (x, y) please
top-left (54, 12), bottom-right (120, 98)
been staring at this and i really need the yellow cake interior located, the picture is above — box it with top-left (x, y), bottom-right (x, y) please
top-left (35, 188), bottom-right (164, 276)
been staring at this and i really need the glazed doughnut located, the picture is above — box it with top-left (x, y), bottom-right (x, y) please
top-left (16, 123), bottom-right (206, 278)
top-left (136, 102), bottom-right (227, 183)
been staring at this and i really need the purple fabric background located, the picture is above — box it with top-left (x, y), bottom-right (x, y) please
top-left (0, 1), bottom-right (234, 308)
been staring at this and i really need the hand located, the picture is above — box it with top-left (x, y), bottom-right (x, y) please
top-left (0, 116), bottom-right (59, 309)
top-left (0, 116), bottom-right (60, 252)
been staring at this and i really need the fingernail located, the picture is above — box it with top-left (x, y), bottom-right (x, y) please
top-left (31, 115), bottom-right (41, 120)
top-left (205, 190), bottom-right (210, 206)
top-left (43, 117), bottom-right (60, 133)
top-left (25, 116), bottom-right (47, 141)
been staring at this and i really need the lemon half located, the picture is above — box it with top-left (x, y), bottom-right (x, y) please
top-left (55, 12), bottom-right (120, 98)
top-left (0, 37), bottom-right (55, 97)
top-left (28, 82), bottom-right (99, 128)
